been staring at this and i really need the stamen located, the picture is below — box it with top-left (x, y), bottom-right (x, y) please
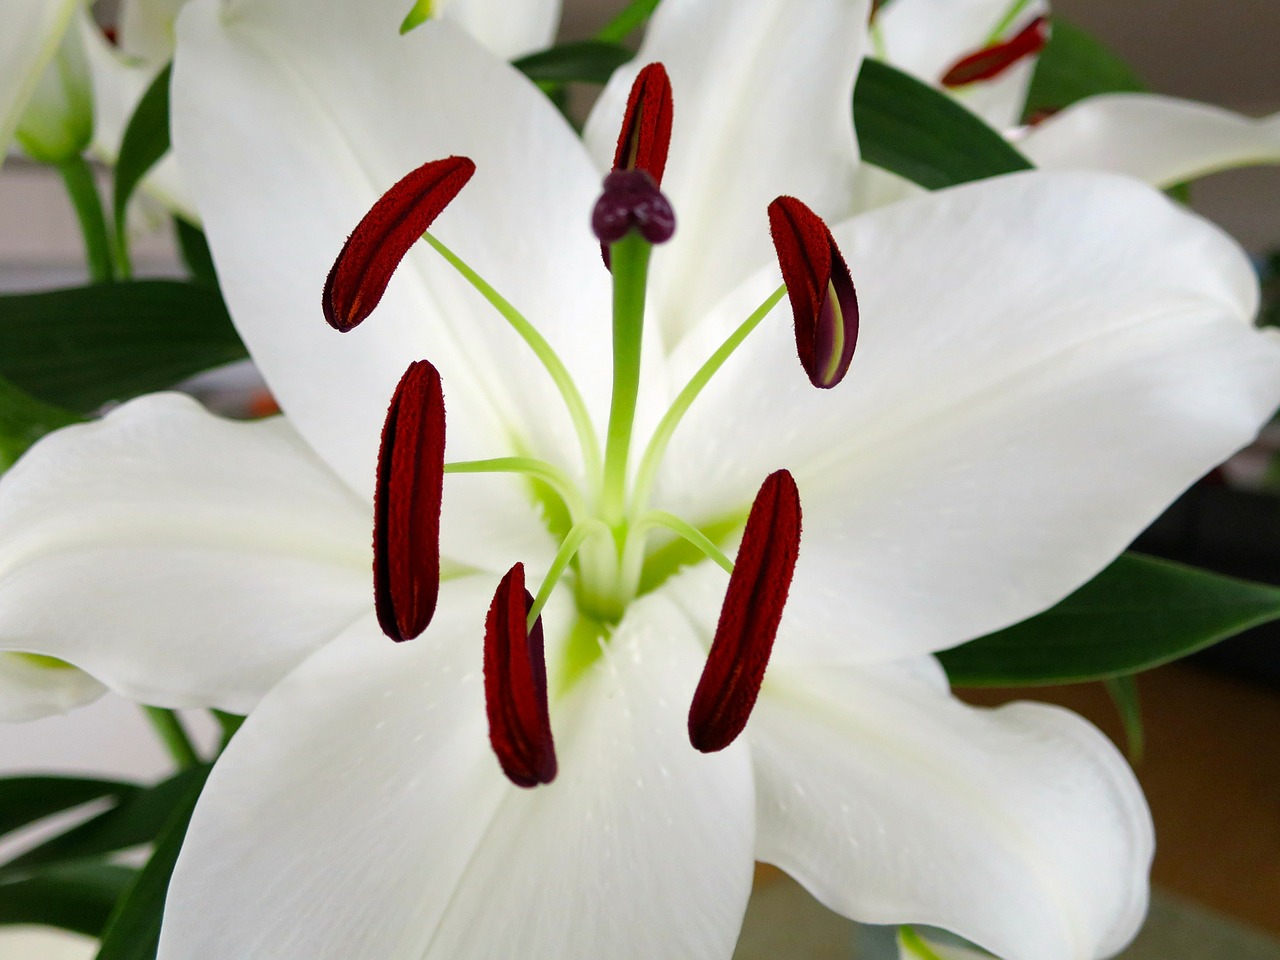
top-left (485, 564), bottom-right (558, 788)
top-left (768, 197), bottom-right (860, 389)
top-left (323, 156), bottom-right (475, 331)
top-left (374, 360), bottom-right (446, 642)
top-left (689, 470), bottom-right (801, 753)
top-left (592, 170), bottom-right (676, 246)
top-left (611, 63), bottom-right (674, 185)
top-left (940, 16), bottom-right (1050, 88)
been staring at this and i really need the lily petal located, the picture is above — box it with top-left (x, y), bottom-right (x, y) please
top-left (172, 7), bottom-right (611, 493)
top-left (0, 394), bottom-right (373, 713)
top-left (657, 171), bottom-right (1280, 662)
top-left (0, 653), bottom-right (104, 722)
top-left (584, 0), bottom-right (867, 348)
top-left (159, 582), bottom-right (754, 960)
top-left (0, 0), bottom-right (79, 158)
top-left (752, 658), bottom-right (1152, 960)
top-left (1020, 94), bottom-right (1280, 189)
top-left (435, 0), bottom-right (561, 60)
top-left (875, 0), bottom-right (1047, 130)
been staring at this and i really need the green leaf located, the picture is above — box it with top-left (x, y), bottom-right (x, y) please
top-left (0, 777), bottom-right (138, 842)
top-left (0, 863), bottom-right (137, 936)
top-left (113, 64), bottom-right (172, 266)
top-left (0, 768), bottom-right (209, 880)
top-left (0, 281), bottom-right (248, 413)
top-left (1104, 674), bottom-right (1145, 763)
top-left (854, 59), bottom-right (1032, 189)
top-left (513, 40), bottom-right (634, 86)
top-left (0, 376), bottom-right (82, 470)
top-left (940, 553), bottom-right (1280, 686)
top-left (596, 0), bottom-right (662, 42)
top-left (173, 219), bottom-right (218, 289)
top-left (93, 767), bottom-right (208, 960)
top-left (1023, 19), bottom-right (1145, 119)
top-left (398, 0), bottom-right (432, 34)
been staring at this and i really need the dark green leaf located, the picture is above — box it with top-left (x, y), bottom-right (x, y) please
top-left (854, 59), bottom-right (1032, 190)
top-left (0, 768), bottom-right (208, 880)
top-left (113, 64), bottom-right (172, 258)
top-left (514, 40), bottom-right (633, 85)
top-left (173, 219), bottom-right (218, 289)
top-left (596, 0), bottom-right (662, 43)
top-left (0, 281), bottom-right (248, 413)
top-left (94, 767), bottom-right (208, 960)
top-left (1023, 19), bottom-right (1145, 119)
top-left (940, 553), bottom-right (1280, 686)
top-left (1104, 674), bottom-right (1144, 763)
top-left (0, 863), bottom-right (137, 936)
top-left (0, 377), bottom-right (82, 470)
top-left (0, 777), bottom-right (137, 842)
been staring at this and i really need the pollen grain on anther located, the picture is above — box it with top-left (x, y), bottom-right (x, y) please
top-left (689, 470), bottom-right (802, 753)
top-left (323, 155), bottom-right (475, 331)
top-left (485, 564), bottom-right (558, 788)
top-left (374, 360), bottom-right (446, 643)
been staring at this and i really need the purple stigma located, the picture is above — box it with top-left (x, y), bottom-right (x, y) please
top-left (591, 170), bottom-right (676, 246)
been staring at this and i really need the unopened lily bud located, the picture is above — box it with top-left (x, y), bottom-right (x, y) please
top-left (485, 564), bottom-right (557, 788)
top-left (941, 16), bottom-right (1050, 88)
top-left (768, 196), bottom-right (860, 389)
top-left (16, 26), bottom-right (92, 165)
top-left (592, 170), bottom-right (676, 246)
top-left (612, 62), bottom-right (674, 185)
top-left (374, 360), bottom-right (446, 642)
top-left (323, 156), bottom-right (475, 331)
top-left (689, 470), bottom-right (801, 754)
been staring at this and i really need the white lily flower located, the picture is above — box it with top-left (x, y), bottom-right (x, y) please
top-left (873, 0), bottom-right (1280, 190)
top-left (14, 5), bottom-right (93, 164)
top-left (0, 0), bottom-right (81, 162)
top-left (0, 0), bottom-right (1277, 957)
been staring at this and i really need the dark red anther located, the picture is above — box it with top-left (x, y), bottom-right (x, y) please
top-left (768, 197), bottom-right (859, 389)
top-left (940, 16), bottom-right (1051, 88)
top-left (612, 63), bottom-right (674, 186)
top-left (373, 360), bottom-right (445, 643)
top-left (592, 170), bottom-right (676, 246)
top-left (689, 470), bottom-right (802, 754)
top-left (323, 156), bottom-right (475, 331)
top-left (485, 564), bottom-right (557, 788)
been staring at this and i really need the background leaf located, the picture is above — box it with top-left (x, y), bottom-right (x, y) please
top-left (939, 553), bottom-right (1280, 686)
top-left (1023, 19), bottom-right (1145, 119)
top-left (0, 863), bottom-right (137, 936)
top-left (854, 59), bottom-right (1032, 189)
top-left (0, 777), bottom-right (137, 842)
top-left (112, 65), bottom-right (172, 262)
top-left (0, 281), bottom-right (248, 413)
top-left (1104, 674), bottom-right (1145, 763)
top-left (0, 377), bottom-right (82, 469)
top-left (514, 40), bottom-right (634, 85)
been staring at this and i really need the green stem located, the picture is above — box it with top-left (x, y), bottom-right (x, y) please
top-left (422, 231), bottom-right (601, 477)
top-left (56, 156), bottom-right (115, 283)
top-left (600, 234), bottom-right (652, 526)
top-left (630, 284), bottom-right (786, 515)
top-left (528, 519), bottom-right (611, 629)
top-left (986, 0), bottom-right (1035, 43)
top-left (596, 0), bottom-right (663, 42)
top-left (445, 457), bottom-right (585, 518)
top-left (143, 707), bottom-right (201, 769)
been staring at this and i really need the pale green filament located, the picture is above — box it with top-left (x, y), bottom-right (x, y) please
top-left (627, 511), bottom-right (734, 581)
top-left (422, 231), bottom-right (602, 478)
top-left (528, 519), bottom-right (612, 630)
top-left (986, 0), bottom-right (1036, 43)
top-left (399, 0), bottom-right (433, 34)
top-left (445, 457), bottom-right (585, 519)
top-left (629, 284), bottom-right (787, 516)
top-left (600, 233), bottom-right (653, 526)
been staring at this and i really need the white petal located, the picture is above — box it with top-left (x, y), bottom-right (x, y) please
top-left (173, 6), bottom-right (611, 495)
top-left (0, 0), bottom-right (79, 157)
top-left (752, 659), bottom-right (1152, 960)
top-left (437, 0), bottom-right (560, 60)
top-left (0, 394), bottom-right (373, 713)
top-left (160, 581), bottom-right (754, 960)
top-left (1019, 94), bottom-right (1280, 188)
top-left (875, 0), bottom-right (1047, 130)
top-left (0, 653), bottom-right (104, 722)
top-left (119, 0), bottom-right (186, 61)
top-left (583, 0), bottom-right (866, 348)
top-left (0, 927), bottom-right (97, 960)
top-left (655, 171), bottom-right (1280, 662)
